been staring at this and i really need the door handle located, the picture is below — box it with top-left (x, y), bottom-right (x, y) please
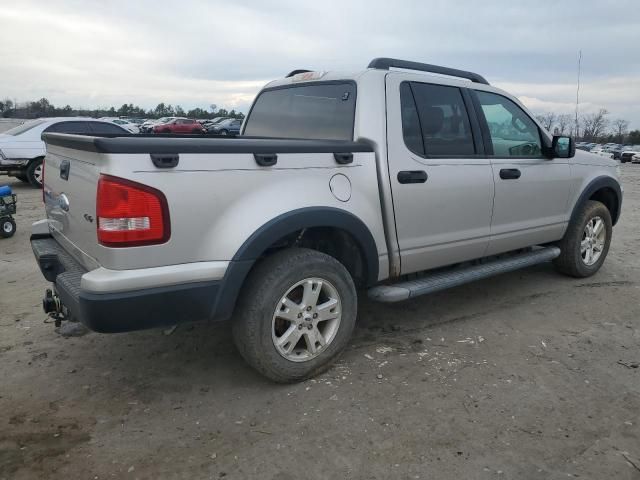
top-left (59, 159), bottom-right (70, 180)
top-left (499, 168), bottom-right (521, 180)
top-left (397, 170), bottom-right (428, 184)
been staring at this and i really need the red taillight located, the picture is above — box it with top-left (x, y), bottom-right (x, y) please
top-left (96, 174), bottom-right (170, 247)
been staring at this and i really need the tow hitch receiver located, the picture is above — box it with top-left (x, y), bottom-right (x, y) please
top-left (42, 288), bottom-right (66, 327)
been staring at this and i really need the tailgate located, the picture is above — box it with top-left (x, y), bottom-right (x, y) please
top-left (43, 141), bottom-right (103, 271)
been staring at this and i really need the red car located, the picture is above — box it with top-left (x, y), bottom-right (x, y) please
top-left (153, 118), bottom-right (204, 134)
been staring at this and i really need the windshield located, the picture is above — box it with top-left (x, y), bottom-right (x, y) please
top-left (3, 119), bottom-right (47, 136)
top-left (243, 82), bottom-right (356, 140)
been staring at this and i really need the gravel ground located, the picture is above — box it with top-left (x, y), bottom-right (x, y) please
top-left (1, 166), bottom-right (639, 480)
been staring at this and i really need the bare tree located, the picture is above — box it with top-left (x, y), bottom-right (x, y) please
top-left (535, 112), bottom-right (556, 131)
top-left (556, 114), bottom-right (572, 135)
top-left (612, 119), bottom-right (629, 142)
top-left (581, 109), bottom-right (609, 141)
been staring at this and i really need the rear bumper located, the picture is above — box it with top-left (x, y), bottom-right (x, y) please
top-left (31, 236), bottom-right (224, 333)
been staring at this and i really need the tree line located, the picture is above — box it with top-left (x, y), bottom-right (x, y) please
top-left (534, 110), bottom-right (639, 144)
top-left (2, 97), bottom-right (637, 144)
top-left (0, 98), bottom-right (245, 121)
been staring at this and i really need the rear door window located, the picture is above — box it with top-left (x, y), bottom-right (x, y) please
top-left (44, 121), bottom-right (92, 134)
top-left (400, 83), bottom-right (425, 156)
top-left (88, 122), bottom-right (128, 135)
top-left (243, 82), bottom-right (356, 140)
top-left (400, 82), bottom-right (475, 157)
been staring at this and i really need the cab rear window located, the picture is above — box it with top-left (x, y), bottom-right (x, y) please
top-left (243, 82), bottom-right (356, 141)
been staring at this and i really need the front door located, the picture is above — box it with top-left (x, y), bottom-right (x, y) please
top-left (471, 90), bottom-right (572, 255)
top-left (385, 75), bottom-right (495, 275)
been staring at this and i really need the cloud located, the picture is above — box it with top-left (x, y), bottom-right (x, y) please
top-left (0, 0), bottom-right (638, 127)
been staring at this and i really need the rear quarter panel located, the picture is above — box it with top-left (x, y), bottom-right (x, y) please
top-left (44, 145), bottom-right (389, 278)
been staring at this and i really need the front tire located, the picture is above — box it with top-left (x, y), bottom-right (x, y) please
top-left (554, 200), bottom-right (612, 278)
top-left (232, 248), bottom-right (357, 383)
top-left (26, 158), bottom-right (43, 188)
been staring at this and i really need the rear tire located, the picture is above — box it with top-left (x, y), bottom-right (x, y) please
top-left (219, 129), bottom-right (228, 136)
top-left (0, 217), bottom-right (16, 238)
top-left (232, 248), bottom-right (357, 383)
top-left (26, 158), bottom-right (43, 188)
top-left (554, 200), bottom-right (612, 278)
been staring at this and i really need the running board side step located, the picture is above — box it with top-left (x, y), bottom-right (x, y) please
top-left (368, 246), bottom-right (561, 303)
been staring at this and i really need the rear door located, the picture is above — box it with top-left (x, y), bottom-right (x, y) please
top-left (179, 119), bottom-right (192, 133)
top-left (386, 75), bottom-right (494, 274)
top-left (471, 90), bottom-right (571, 255)
top-left (230, 119), bottom-right (242, 133)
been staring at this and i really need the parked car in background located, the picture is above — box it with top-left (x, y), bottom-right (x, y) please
top-left (208, 118), bottom-right (242, 135)
top-left (124, 118), bottom-right (146, 125)
top-left (99, 117), bottom-right (140, 134)
top-left (621, 146), bottom-right (640, 163)
top-left (632, 153), bottom-right (640, 164)
top-left (152, 118), bottom-right (204, 134)
top-left (204, 117), bottom-right (231, 132)
top-left (608, 146), bottom-right (623, 160)
top-left (0, 117), bottom-right (128, 187)
top-left (210, 117), bottom-right (229, 125)
top-left (140, 117), bottom-right (177, 133)
top-left (590, 146), bottom-right (614, 159)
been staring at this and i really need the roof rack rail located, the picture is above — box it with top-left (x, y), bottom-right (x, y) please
top-left (285, 69), bottom-right (312, 78)
top-left (367, 57), bottom-right (489, 85)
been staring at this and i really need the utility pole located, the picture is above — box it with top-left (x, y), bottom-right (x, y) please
top-left (574, 50), bottom-right (582, 139)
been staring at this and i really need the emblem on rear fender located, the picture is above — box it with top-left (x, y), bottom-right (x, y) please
top-left (83, 213), bottom-right (94, 223)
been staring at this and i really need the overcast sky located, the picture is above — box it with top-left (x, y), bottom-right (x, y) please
top-left (1, 0), bottom-right (638, 127)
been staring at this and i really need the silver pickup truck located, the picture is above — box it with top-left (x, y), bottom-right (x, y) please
top-left (31, 58), bottom-right (622, 382)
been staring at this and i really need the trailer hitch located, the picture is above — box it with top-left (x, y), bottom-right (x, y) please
top-left (42, 288), bottom-right (66, 327)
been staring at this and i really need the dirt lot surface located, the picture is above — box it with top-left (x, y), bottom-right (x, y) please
top-left (1, 166), bottom-right (639, 480)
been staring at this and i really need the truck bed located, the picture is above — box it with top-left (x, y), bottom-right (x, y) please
top-left (40, 133), bottom-right (386, 275)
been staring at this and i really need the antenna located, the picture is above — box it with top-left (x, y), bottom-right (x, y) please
top-left (574, 50), bottom-right (582, 138)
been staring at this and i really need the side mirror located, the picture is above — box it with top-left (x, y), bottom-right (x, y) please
top-left (551, 135), bottom-right (575, 159)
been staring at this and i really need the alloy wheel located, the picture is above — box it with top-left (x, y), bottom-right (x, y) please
top-left (581, 216), bottom-right (606, 266)
top-left (271, 277), bottom-right (342, 362)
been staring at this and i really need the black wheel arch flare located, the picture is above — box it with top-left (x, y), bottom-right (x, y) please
top-left (570, 176), bottom-right (622, 226)
top-left (213, 207), bottom-right (379, 321)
